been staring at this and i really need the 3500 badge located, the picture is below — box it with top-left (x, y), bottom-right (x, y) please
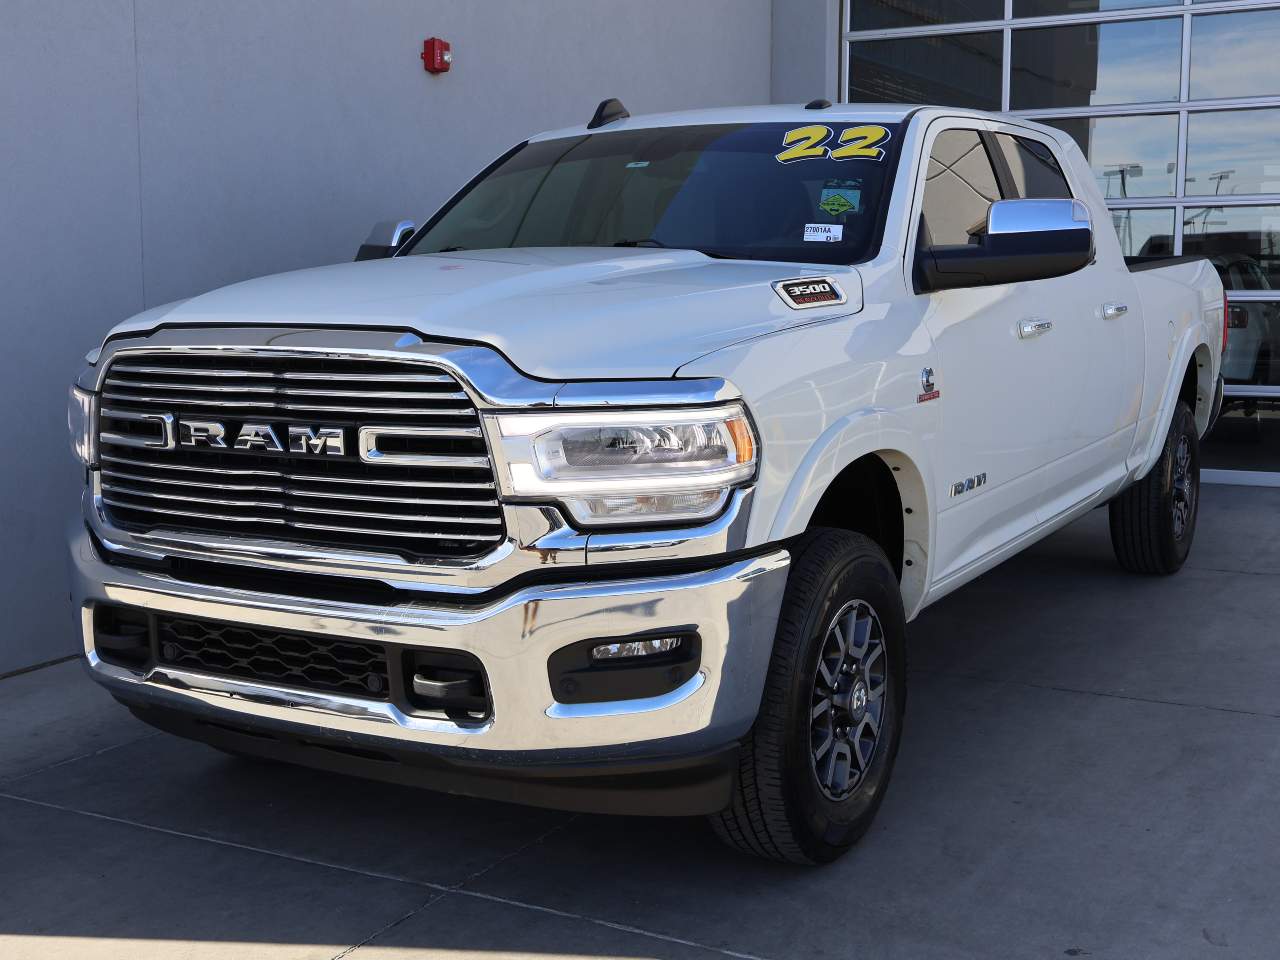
top-left (772, 277), bottom-right (847, 309)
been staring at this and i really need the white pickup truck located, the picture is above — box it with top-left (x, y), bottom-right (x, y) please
top-left (68, 101), bottom-right (1225, 864)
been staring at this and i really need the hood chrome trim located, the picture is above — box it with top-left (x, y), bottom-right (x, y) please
top-left (86, 326), bottom-right (739, 409)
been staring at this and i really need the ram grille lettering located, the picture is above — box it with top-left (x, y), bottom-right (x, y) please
top-left (288, 426), bottom-right (346, 456)
top-left (172, 419), bottom-right (346, 456)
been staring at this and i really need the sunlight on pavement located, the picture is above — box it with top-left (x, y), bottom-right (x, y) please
top-left (0, 936), bottom-right (658, 960)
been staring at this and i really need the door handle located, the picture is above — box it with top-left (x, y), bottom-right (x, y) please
top-left (1103, 302), bottom-right (1129, 320)
top-left (1018, 318), bottom-right (1053, 340)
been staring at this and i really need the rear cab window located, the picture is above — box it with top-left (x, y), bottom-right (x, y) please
top-left (992, 133), bottom-right (1073, 199)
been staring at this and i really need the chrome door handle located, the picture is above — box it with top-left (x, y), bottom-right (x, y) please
top-left (1018, 318), bottom-right (1053, 339)
top-left (1103, 302), bottom-right (1129, 320)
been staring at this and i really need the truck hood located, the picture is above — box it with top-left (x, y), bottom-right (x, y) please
top-left (109, 248), bottom-right (862, 380)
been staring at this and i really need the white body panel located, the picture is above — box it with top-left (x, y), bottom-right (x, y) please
top-left (91, 104), bottom-right (1224, 622)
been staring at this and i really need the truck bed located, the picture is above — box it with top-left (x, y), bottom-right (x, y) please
top-left (1125, 255), bottom-right (1209, 273)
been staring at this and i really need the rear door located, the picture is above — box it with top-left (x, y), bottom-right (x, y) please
top-left (987, 126), bottom-right (1145, 521)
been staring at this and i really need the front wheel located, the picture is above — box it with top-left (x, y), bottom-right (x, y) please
top-left (711, 529), bottom-right (907, 864)
top-left (1109, 400), bottom-right (1200, 575)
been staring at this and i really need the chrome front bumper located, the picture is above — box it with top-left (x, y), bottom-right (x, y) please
top-left (70, 522), bottom-right (789, 760)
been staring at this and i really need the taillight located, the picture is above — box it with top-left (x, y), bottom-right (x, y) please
top-left (1223, 292), bottom-right (1230, 352)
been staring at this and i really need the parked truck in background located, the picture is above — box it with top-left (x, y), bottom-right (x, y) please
top-left (68, 102), bottom-right (1224, 864)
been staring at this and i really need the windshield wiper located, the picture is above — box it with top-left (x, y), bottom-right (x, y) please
top-left (612, 238), bottom-right (734, 259)
top-left (612, 238), bottom-right (670, 248)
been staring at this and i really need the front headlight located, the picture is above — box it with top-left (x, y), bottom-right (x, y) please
top-left (487, 403), bottom-right (757, 526)
top-left (68, 385), bottom-right (96, 466)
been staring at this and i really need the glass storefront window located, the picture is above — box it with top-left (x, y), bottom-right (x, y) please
top-left (1204, 404), bottom-right (1280, 467)
top-left (1221, 300), bottom-right (1280, 386)
top-left (1042, 114), bottom-right (1177, 198)
top-left (847, 0), bottom-right (1280, 475)
top-left (848, 33), bottom-right (1002, 110)
top-left (1111, 208), bottom-right (1175, 258)
top-left (1190, 10), bottom-right (1280, 101)
top-left (1186, 108), bottom-right (1280, 197)
top-left (851, 0), bottom-right (1003, 31)
top-left (1183, 205), bottom-right (1280, 290)
top-left (1010, 18), bottom-right (1182, 110)
top-left (1014, 0), bottom-right (1170, 16)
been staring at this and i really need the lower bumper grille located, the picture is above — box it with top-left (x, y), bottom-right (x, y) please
top-left (93, 605), bottom-right (493, 720)
top-left (155, 614), bottom-right (390, 700)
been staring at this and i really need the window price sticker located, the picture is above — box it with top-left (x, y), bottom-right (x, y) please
top-left (803, 223), bottom-right (844, 243)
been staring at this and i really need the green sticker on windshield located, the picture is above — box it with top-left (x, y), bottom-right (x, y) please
top-left (818, 181), bottom-right (861, 217)
top-left (819, 193), bottom-right (854, 216)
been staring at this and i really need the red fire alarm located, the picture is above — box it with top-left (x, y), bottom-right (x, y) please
top-left (422, 37), bottom-right (452, 74)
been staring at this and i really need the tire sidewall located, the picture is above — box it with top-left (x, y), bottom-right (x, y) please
top-left (1159, 403), bottom-right (1200, 566)
top-left (778, 540), bottom-right (907, 860)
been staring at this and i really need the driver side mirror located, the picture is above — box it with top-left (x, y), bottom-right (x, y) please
top-left (916, 198), bottom-right (1093, 293)
top-left (355, 219), bottom-right (417, 262)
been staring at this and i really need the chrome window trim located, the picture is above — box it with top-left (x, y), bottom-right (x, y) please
top-left (82, 327), bottom-right (752, 592)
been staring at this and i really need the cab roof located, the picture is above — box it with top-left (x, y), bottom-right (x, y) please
top-left (529, 103), bottom-right (1022, 142)
top-left (529, 103), bottom-right (1073, 159)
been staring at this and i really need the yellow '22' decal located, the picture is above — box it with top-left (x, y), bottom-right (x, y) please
top-left (775, 124), bottom-right (891, 163)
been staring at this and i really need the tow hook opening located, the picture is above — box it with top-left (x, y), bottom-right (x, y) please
top-left (403, 649), bottom-right (491, 723)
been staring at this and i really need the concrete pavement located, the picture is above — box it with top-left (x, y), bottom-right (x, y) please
top-left (2, 484), bottom-right (1277, 959)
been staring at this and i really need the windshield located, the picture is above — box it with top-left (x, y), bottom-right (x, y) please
top-left (404, 122), bottom-right (902, 265)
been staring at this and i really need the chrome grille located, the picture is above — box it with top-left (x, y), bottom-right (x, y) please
top-left (96, 352), bottom-right (505, 559)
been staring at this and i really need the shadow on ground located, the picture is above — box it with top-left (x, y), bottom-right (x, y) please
top-left (1, 485), bottom-right (1277, 959)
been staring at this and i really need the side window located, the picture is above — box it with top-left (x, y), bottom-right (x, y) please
top-left (994, 134), bottom-right (1072, 199)
top-left (920, 129), bottom-right (1003, 247)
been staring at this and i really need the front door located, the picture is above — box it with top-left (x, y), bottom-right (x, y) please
top-left (913, 125), bottom-right (1064, 582)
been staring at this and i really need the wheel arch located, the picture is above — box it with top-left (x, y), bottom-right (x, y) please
top-left (767, 420), bottom-right (934, 618)
top-left (1134, 334), bottom-right (1216, 481)
top-left (1183, 341), bottom-right (1215, 435)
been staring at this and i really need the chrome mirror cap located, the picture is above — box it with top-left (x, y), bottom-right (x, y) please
top-left (987, 198), bottom-right (1091, 236)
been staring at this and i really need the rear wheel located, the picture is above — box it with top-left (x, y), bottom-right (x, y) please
top-left (1109, 400), bottom-right (1200, 575)
top-left (711, 529), bottom-right (906, 864)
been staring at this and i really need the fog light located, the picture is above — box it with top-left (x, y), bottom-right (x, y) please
top-left (591, 637), bottom-right (683, 661)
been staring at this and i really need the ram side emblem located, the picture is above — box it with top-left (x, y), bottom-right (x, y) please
top-left (949, 473), bottom-right (987, 498)
top-left (918, 367), bottom-right (940, 403)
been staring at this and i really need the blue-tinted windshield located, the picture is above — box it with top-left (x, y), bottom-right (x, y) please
top-left (404, 122), bottom-right (902, 265)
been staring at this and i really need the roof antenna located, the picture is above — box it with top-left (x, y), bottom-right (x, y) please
top-left (588, 98), bottom-right (630, 130)
top-left (805, 98), bottom-right (832, 110)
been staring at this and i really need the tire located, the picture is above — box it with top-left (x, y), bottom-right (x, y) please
top-left (1109, 400), bottom-right (1200, 575)
top-left (711, 528), bottom-right (907, 864)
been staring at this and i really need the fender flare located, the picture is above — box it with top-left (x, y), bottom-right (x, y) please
top-left (765, 408), bottom-right (936, 618)
top-left (1132, 326), bottom-right (1214, 481)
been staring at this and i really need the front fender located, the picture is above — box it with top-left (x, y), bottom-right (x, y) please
top-left (764, 408), bottom-right (937, 619)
